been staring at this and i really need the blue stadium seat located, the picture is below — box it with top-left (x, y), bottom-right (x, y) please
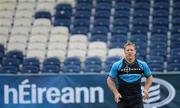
top-left (167, 56), bottom-right (180, 64)
top-left (131, 26), bottom-right (148, 34)
top-left (133, 18), bottom-right (149, 26)
top-left (149, 49), bottom-right (167, 58)
top-left (73, 19), bottom-right (90, 28)
top-left (170, 41), bottom-right (180, 49)
top-left (113, 18), bottom-right (129, 28)
top-left (152, 18), bottom-right (169, 26)
top-left (130, 34), bottom-right (147, 42)
top-left (95, 3), bottom-right (112, 12)
top-left (170, 48), bottom-right (180, 56)
top-left (53, 19), bottom-right (71, 28)
top-left (153, 2), bottom-right (169, 11)
top-left (63, 64), bottom-right (81, 73)
top-left (64, 57), bottom-right (81, 66)
top-left (21, 58), bottom-right (40, 73)
top-left (55, 4), bottom-right (72, 15)
top-left (83, 65), bottom-right (102, 73)
top-left (23, 58), bottom-right (40, 67)
top-left (173, 1), bottom-right (180, 9)
top-left (94, 18), bottom-right (109, 29)
top-left (2, 58), bottom-right (21, 67)
top-left (108, 42), bottom-right (125, 49)
top-left (34, 11), bottom-right (51, 20)
top-left (149, 42), bottom-right (167, 50)
top-left (136, 47), bottom-right (147, 59)
top-left (105, 56), bottom-right (120, 72)
top-left (0, 66), bottom-right (18, 74)
top-left (90, 34), bottom-right (108, 42)
top-left (6, 50), bottom-right (23, 63)
top-left (151, 26), bottom-right (168, 34)
top-left (151, 34), bottom-right (167, 42)
top-left (110, 34), bottom-right (127, 43)
top-left (153, 10), bottom-right (169, 18)
top-left (172, 9), bottom-right (180, 18)
top-left (114, 10), bottom-right (130, 19)
top-left (84, 57), bottom-right (102, 66)
top-left (94, 10), bottom-right (110, 19)
top-left (96, 0), bottom-right (112, 4)
top-left (74, 11), bottom-right (91, 19)
top-left (133, 10), bottom-right (149, 18)
top-left (171, 25), bottom-right (180, 34)
top-left (115, 0), bottom-right (131, 4)
top-left (91, 26), bottom-right (109, 35)
top-left (146, 55), bottom-right (165, 64)
top-left (148, 63), bottom-right (164, 72)
top-left (172, 17), bottom-right (180, 25)
top-left (76, 3), bottom-right (92, 12)
top-left (42, 65), bottom-right (60, 73)
top-left (133, 2), bottom-right (150, 11)
top-left (77, 0), bottom-right (92, 4)
top-left (21, 66), bottom-right (39, 73)
top-left (167, 63), bottom-right (180, 72)
top-left (54, 11), bottom-right (71, 19)
top-left (71, 26), bottom-right (89, 35)
top-left (170, 33), bottom-right (180, 42)
top-left (0, 44), bottom-right (4, 62)
top-left (43, 58), bottom-right (60, 73)
top-left (43, 57), bottom-right (60, 66)
top-left (114, 2), bottom-right (130, 11)
top-left (134, 0), bottom-right (150, 3)
top-left (111, 26), bottom-right (129, 35)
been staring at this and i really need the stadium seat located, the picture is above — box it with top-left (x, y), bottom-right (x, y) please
top-left (167, 56), bottom-right (180, 64)
top-left (84, 57), bottom-right (102, 66)
top-left (83, 65), bottom-right (102, 73)
top-left (76, 3), bottom-right (92, 12)
top-left (34, 11), bottom-right (52, 20)
top-left (0, 66), bottom-right (18, 74)
top-left (63, 64), bottom-right (81, 73)
top-left (105, 56), bottom-right (120, 72)
top-left (114, 10), bottom-right (130, 19)
top-left (5, 50), bottom-right (24, 63)
top-left (42, 65), bottom-right (60, 73)
top-left (64, 57), bottom-right (81, 66)
top-left (21, 65), bottom-right (39, 73)
top-left (167, 63), bottom-right (180, 72)
top-left (148, 63), bottom-right (164, 72)
top-left (114, 2), bottom-right (130, 11)
top-left (0, 44), bottom-right (5, 59)
top-left (42, 57), bottom-right (61, 73)
top-left (14, 18), bottom-right (32, 27)
top-left (2, 58), bottom-right (21, 67)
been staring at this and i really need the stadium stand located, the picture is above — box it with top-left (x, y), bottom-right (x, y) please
top-left (0, 0), bottom-right (179, 74)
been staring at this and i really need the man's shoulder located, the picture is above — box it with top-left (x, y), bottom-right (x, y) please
top-left (137, 59), bottom-right (147, 64)
top-left (114, 59), bottom-right (123, 65)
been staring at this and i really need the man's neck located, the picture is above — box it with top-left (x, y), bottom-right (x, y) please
top-left (125, 58), bottom-right (135, 64)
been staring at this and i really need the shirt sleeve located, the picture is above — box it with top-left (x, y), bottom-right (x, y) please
top-left (138, 60), bottom-right (152, 78)
top-left (142, 62), bottom-right (152, 78)
top-left (108, 61), bottom-right (121, 79)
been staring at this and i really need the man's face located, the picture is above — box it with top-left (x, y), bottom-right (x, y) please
top-left (124, 45), bottom-right (136, 59)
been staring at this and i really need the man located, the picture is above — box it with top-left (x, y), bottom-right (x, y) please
top-left (107, 41), bottom-right (153, 108)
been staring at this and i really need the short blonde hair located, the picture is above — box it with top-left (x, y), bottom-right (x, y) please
top-left (123, 41), bottom-right (136, 50)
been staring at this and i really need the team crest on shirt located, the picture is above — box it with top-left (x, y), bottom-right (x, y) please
top-left (120, 65), bottom-right (142, 73)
